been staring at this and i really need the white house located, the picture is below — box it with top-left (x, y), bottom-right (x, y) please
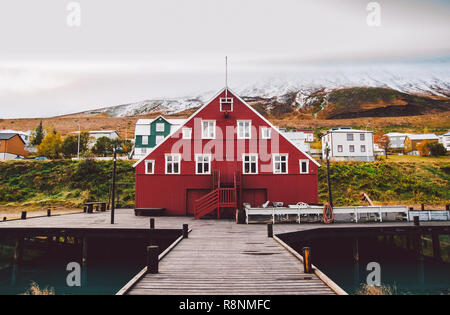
top-left (0, 129), bottom-right (31, 146)
top-left (385, 132), bottom-right (410, 149)
top-left (321, 127), bottom-right (374, 161)
top-left (439, 131), bottom-right (450, 151)
top-left (281, 130), bottom-right (313, 153)
top-left (72, 130), bottom-right (120, 148)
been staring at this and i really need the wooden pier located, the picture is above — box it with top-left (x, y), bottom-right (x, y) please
top-left (2, 209), bottom-right (449, 295)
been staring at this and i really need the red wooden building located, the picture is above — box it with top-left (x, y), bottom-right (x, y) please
top-left (134, 88), bottom-right (320, 219)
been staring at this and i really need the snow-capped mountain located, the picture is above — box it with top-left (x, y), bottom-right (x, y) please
top-left (82, 62), bottom-right (450, 117)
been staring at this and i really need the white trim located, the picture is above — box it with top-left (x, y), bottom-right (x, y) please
top-left (133, 87), bottom-right (320, 168)
top-left (182, 128), bottom-right (192, 140)
top-left (155, 122), bottom-right (165, 132)
top-left (145, 160), bottom-right (155, 174)
top-left (141, 135), bottom-right (149, 145)
top-left (299, 159), bottom-right (309, 174)
top-left (242, 153), bottom-right (258, 175)
top-left (220, 97), bottom-right (234, 112)
top-left (261, 127), bottom-right (271, 139)
top-left (195, 154), bottom-right (212, 175)
top-left (273, 153), bottom-right (289, 174)
top-left (201, 120), bottom-right (216, 139)
top-left (237, 120), bottom-right (252, 139)
top-left (165, 154), bottom-right (181, 175)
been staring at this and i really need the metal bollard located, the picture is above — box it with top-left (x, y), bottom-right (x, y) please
top-left (183, 224), bottom-right (189, 238)
top-left (421, 204), bottom-right (425, 211)
top-left (302, 247), bottom-right (313, 273)
top-left (146, 245), bottom-right (159, 274)
top-left (47, 209), bottom-right (51, 217)
top-left (21, 211), bottom-right (27, 220)
top-left (267, 223), bottom-right (273, 238)
top-left (413, 215), bottom-right (420, 226)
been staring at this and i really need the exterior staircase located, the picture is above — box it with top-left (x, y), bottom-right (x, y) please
top-left (194, 170), bottom-right (241, 219)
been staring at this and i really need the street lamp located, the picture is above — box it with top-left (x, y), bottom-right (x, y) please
top-left (325, 144), bottom-right (333, 208)
top-left (77, 123), bottom-right (81, 160)
top-left (111, 141), bottom-right (123, 224)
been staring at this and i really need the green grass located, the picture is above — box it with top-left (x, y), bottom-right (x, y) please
top-left (0, 158), bottom-right (448, 210)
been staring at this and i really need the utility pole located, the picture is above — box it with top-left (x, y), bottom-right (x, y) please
top-left (111, 142), bottom-right (117, 224)
top-left (326, 144), bottom-right (333, 208)
top-left (77, 123), bottom-right (81, 160)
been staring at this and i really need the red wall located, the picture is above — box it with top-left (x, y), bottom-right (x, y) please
top-left (135, 89), bottom-right (319, 215)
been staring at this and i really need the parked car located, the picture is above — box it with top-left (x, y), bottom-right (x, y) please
top-left (34, 156), bottom-right (48, 161)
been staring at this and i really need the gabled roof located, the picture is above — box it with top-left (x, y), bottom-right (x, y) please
top-left (133, 87), bottom-right (320, 168)
top-left (406, 134), bottom-right (439, 141)
top-left (0, 133), bottom-right (25, 144)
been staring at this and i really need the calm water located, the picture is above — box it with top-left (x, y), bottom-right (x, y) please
top-left (0, 233), bottom-right (180, 295)
top-left (283, 234), bottom-right (450, 295)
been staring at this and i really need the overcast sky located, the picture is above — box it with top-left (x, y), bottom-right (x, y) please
top-left (0, 0), bottom-right (449, 118)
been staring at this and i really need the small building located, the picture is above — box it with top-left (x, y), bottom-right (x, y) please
top-left (72, 130), bottom-right (120, 148)
top-left (132, 116), bottom-right (186, 160)
top-left (438, 132), bottom-right (450, 151)
top-left (0, 133), bottom-right (29, 160)
top-left (385, 132), bottom-right (409, 150)
top-left (134, 87), bottom-right (320, 218)
top-left (281, 131), bottom-right (311, 153)
top-left (404, 134), bottom-right (439, 155)
top-left (0, 129), bottom-right (31, 147)
top-left (321, 127), bottom-right (374, 161)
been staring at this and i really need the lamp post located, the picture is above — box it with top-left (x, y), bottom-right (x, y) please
top-left (77, 123), bottom-right (81, 160)
top-left (111, 142), bottom-right (117, 224)
top-left (326, 144), bottom-right (333, 208)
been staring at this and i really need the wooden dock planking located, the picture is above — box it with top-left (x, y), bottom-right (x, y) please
top-left (126, 219), bottom-right (337, 295)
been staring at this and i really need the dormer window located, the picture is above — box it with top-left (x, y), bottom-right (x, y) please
top-left (220, 97), bottom-right (233, 112)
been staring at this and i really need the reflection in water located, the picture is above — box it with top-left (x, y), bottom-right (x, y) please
top-left (283, 234), bottom-right (450, 295)
top-left (0, 233), bottom-right (179, 295)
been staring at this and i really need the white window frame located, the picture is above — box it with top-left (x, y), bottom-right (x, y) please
top-left (261, 127), bottom-right (271, 139)
top-left (220, 97), bottom-right (233, 112)
top-left (299, 160), bottom-right (309, 174)
top-left (195, 154), bottom-right (211, 175)
top-left (182, 128), bottom-right (192, 140)
top-left (361, 145), bottom-right (366, 153)
top-left (273, 154), bottom-right (288, 174)
top-left (347, 133), bottom-right (354, 141)
top-left (337, 145), bottom-right (343, 152)
top-left (155, 135), bottom-right (164, 145)
top-left (349, 145), bottom-right (355, 153)
top-left (145, 160), bottom-right (155, 174)
top-left (202, 120), bottom-right (216, 139)
top-left (165, 154), bottom-right (181, 174)
top-left (360, 133), bottom-right (365, 141)
top-left (141, 135), bottom-right (149, 145)
top-left (156, 123), bottom-right (165, 132)
top-left (242, 154), bottom-right (258, 175)
top-left (237, 120), bottom-right (251, 139)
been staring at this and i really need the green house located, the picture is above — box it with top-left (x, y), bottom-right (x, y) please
top-left (133, 116), bottom-right (186, 159)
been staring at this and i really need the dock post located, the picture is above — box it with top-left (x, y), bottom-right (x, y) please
top-left (302, 247), bottom-right (312, 273)
top-left (267, 223), bottom-right (273, 238)
top-left (409, 206), bottom-right (414, 211)
top-left (413, 216), bottom-right (420, 226)
top-left (421, 204), bottom-right (425, 211)
top-left (353, 238), bottom-right (360, 285)
top-left (2, 217), bottom-right (6, 222)
top-left (150, 218), bottom-right (155, 230)
top-left (446, 204), bottom-right (449, 211)
top-left (82, 236), bottom-right (88, 287)
top-left (147, 245), bottom-right (159, 274)
top-left (47, 209), bottom-right (51, 217)
top-left (432, 233), bottom-right (442, 263)
top-left (183, 224), bottom-right (189, 238)
top-left (21, 211), bottom-right (27, 220)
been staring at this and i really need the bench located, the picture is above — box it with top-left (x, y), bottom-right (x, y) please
top-left (83, 202), bottom-right (107, 213)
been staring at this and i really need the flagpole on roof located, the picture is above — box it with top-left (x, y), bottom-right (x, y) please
top-left (225, 56), bottom-right (228, 98)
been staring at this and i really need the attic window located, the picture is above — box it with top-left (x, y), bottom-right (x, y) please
top-left (220, 97), bottom-right (233, 112)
